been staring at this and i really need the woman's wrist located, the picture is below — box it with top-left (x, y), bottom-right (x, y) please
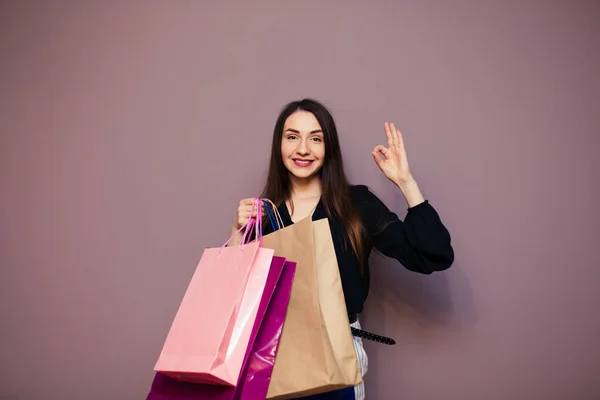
top-left (395, 176), bottom-right (425, 208)
top-left (228, 222), bottom-right (243, 246)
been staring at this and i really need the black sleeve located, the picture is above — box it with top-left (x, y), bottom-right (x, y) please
top-left (351, 185), bottom-right (454, 274)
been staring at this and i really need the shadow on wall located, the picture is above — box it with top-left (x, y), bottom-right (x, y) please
top-left (361, 254), bottom-right (477, 398)
top-left (361, 180), bottom-right (477, 331)
top-left (365, 254), bottom-right (477, 330)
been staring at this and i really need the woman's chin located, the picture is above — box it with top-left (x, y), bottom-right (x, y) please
top-left (288, 169), bottom-right (321, 182)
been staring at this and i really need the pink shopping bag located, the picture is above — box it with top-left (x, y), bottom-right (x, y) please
top-left (153, 199), bottom-right (274, 386)
top-left (147, 258), bottom-right (297, 400)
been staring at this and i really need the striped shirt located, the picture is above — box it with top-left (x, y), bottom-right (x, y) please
top-left (351, 318), bottom-right (368, 400)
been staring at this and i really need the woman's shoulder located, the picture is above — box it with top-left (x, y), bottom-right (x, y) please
top-left (349, 184), bottom-right (377, 202)
top-left (349, 184), bottom-right (369, 195)
top-left (348, 184), bottom-right (384, 213)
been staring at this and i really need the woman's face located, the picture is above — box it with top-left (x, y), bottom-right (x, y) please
top-left (280, 111), bottom-right (325, 181)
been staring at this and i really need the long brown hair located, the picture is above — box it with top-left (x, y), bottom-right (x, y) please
top-left (260, 99), bottom-right (366, 275)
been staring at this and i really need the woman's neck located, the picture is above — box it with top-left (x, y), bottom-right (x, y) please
top-left (289, 174), bottom-right (322, 200)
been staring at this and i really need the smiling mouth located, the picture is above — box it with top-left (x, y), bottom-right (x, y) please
top-left (292, 159), bottom-right (314, 167)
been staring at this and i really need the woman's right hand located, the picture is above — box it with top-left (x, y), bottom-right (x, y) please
top-left (233, 198), bottom-right (264, 231)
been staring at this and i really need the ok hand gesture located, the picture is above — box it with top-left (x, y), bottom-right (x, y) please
top-left (372, 122), bottom-right (413, 186)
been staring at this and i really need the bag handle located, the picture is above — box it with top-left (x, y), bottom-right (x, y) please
top-left (262, 199), bottom-right (284, 231)
top-left (241, 198), bottom-right (263, 246)
top-left (262, 198), bottom-right (284, 229)
top-left (221, 198), bottom-right (263, 249)
top-left (262, 200), bottom-right (278, 231)
top-left (241, 199), bottom-right (283, 244)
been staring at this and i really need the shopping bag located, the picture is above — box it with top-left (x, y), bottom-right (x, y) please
top-left (146, 257), bottom-right (296, 400)
top-left (153, 199), bottom-right (274, 386)
top-left (232, 259), bottom-right (297, 399)
top-left (262, 214), bottom-right (362, 399)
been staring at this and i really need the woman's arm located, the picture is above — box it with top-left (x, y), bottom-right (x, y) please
top-left (227, 226), bottom-right (244, 247)
top-left (367, 122), bottom-right (453, 272)
top-left (353, 185), bottom-right (454, 274)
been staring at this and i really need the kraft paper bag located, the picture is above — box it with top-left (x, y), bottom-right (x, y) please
top-left (262, 217), bottom-right (362, 399)
top-left (153, 201), bottom-right (275, 387)
top-left (146, 258), bottom-right (297, 400)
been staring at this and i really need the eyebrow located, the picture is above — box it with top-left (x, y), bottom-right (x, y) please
top-left (285, 128), bottom-right (323, 134)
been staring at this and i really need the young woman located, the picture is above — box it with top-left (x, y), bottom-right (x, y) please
top-left (230, 99), bottom-right (454, 399)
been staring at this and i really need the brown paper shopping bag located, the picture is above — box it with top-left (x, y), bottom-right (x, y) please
top-left (311, 218), bottom-right (362, 391)
top-left (261, 217), bottom-right (362, 399)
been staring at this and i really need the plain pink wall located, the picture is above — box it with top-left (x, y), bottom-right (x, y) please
top-left (1, 1), bottom-right (599, 399)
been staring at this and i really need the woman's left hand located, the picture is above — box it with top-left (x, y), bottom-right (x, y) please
top-left (372, 122), bottom-right (413, 186)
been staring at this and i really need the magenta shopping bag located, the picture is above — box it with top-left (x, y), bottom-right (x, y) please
top-left (146, 258), bottom-right (296, 400)
top-left (232, 260), bottom-right (296, 400)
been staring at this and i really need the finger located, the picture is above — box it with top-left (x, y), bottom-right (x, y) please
top-left (384, 122), bottom-right (393, 146)
top-left (372, 150), bottom-right (384, 169)
top-left (396, 130), bottom-right (406, 156)
top-left (250, 205), bottom-right (266, 216)
top-left (392, 124), bottom-right (403, 145)
top-left (254, 199), bottom-right (266, 213)
top-left (242, 200), bottom-right (265, 210)
top-left (372, 150), bottom-right (384, 168)
top-left (241, 204), bottom-right (255, 213)
top-left (239, 198), bottom-right (255, 207)
top-left (389, 122), bottom-right (399, 147)
top-left (373, 144), bottom-right (390, 159)
top-left (245, 201), bottom-right (265, 211)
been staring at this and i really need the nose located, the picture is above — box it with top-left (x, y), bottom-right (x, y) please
top-left (295, 137), bottom-right (310, 156)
